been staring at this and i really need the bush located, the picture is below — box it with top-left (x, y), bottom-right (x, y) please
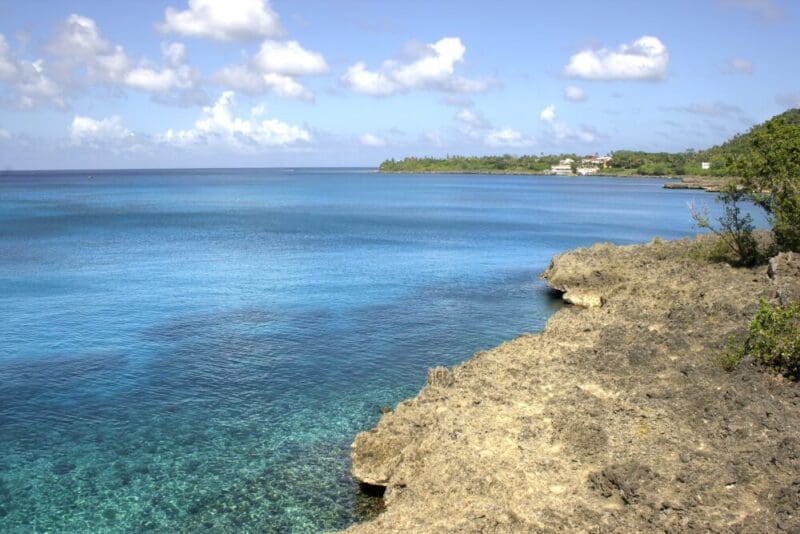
top-left (689, 185), bottom-right (762, 267)
top-left (713, 336), bottom-right (745, 372)
top-left (735, 111), bottom-right (800, 253)
top-left (744, 299), bottom-right (800, 379)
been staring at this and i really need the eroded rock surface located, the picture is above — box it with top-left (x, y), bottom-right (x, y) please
top-left (345, 238), bottom-right (800, 532)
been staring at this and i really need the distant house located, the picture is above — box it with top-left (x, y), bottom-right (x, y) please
top-left (577, 167), bottom-right (598, 176)
top-left (701, 162), bottom-right (711, 170)
top-left (551, 159), bottom-right (575, 176)
top-left (581, 155), bottom-right (611, 169)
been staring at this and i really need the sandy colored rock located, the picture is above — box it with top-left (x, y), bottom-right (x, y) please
top-left (344, 237), bottom-right (800, 532)
top-left (769, 252), bottom-right (800, 305)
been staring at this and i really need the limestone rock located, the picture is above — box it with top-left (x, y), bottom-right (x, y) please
top-left (768, 252), bottom-right (800, 305)
top-left (343, 237), bottom-right (800, 533)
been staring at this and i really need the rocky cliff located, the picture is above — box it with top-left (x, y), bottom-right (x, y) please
top-left (345, 238), bottom-right (800, 532)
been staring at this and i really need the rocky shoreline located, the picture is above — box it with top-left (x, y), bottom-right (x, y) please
top-left (662, 175), bottom-right (730, 192)
top-left (344, 237), bottom-right (800, 532)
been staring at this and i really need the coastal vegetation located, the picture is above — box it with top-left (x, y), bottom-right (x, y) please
top-left (718, 300), bottom-right (800, 379)
top-left (379, 108), bottom-right (800, 179)
top-left (692, 108), bottom-right (800, 266)
top-left (689, 186), bottom-right (761, 267)
top-left (378, 154), bottom-right (579, 174)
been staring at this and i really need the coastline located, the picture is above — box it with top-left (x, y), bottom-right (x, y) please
top-left (343, 236), bottom-right (800, 532)
top-left (378, 170), bottom-right (731, 192)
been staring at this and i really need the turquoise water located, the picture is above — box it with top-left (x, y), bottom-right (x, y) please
top-left (0, 169), bottom-right (745, 531)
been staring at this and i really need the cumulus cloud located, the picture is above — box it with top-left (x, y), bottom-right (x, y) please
top-left (158, 0), bottom-right (283, 41)
top-left (48, 14), bottom-right (130, 84)
top-left (564, 85), bottom-right (587, 102)
top-left (124, 42), bottom-right (197, 94)
top-left (728, 57), bottom-right (753, 74)
top-left (719, 0), bottom-right (786, 20)
top-left (41, 14), bottom-right (203, 106)
top-left (0, 34), bottom-right (66, 109)
top-left (0, 35), bottom-right (16, 79)
top-left (70, 115), bottom-right (133, 145)
top-left (213, 40), bottom-right (327, 100)
top-left (455, 108), bottom-right (490, 129)
top-left (454, 107), bottom-right (491, 139)
top-left (540, 104), bottom-right (556, 122)
top-left (341, 37), bottom-right (494, 96)
top-left (485, 128), bottom-right (533, 148)
top-left (538, 105), bottom-right (598, 144)
top-left (564, 36), bottom-right (669, 81)
top-left (254, 40), bottom-right (327, 76)
top-left (159, 91), bottom-right (310, 148)
top-left (359, 133), bottom-right (386, 147)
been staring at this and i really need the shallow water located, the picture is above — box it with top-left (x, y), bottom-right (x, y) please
top-left (0, 169), bottom-right (755, 531)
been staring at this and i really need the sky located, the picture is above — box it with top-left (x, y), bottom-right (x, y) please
top-left (0, 0), bottom-right (798, 169)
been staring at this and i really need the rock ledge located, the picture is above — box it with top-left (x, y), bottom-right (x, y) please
top-left (345, 237), bottom-right (800, 532)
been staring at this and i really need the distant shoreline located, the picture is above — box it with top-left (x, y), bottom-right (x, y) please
top-left (378, 169), bottom-right (732, 192)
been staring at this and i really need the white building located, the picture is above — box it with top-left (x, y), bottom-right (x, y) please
top-left (550, 159), bottom-right (574, 176)
top-left (581, 156), bottom-right (612, 169)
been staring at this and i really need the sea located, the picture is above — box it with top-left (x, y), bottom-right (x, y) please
top-left (0, 169), bottom-right (757, 532)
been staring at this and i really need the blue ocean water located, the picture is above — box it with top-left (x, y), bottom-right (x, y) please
top-left (0, 169), bottom-right (752, 531)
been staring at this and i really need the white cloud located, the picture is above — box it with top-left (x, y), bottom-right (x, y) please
top-left (254, 40), bottom-right (328, 76)
top-left (125, 66), bottom-right (190, 92)
top-left (124, 42), bottom-right (196, 93)
top-left (540, 104), bottom-right (556, 122)
top-left (0, 34), bottom-right (66, 109)
top-left (214, 66), bottom-right (314, 100)
top-left (44, 15), bottom-right (201, 104)
top-left (557, 124), bottom-right (598, 143)
top-left (159, 91), bottom-right (310, 148)
top-left (564, 36), bottom-right (669, 81)
top-left (455, 108), bottom-right (490, 129)
top-left (340, 63), bottom-right (397, 96)
top-left (213, 40), bottom-right (326, 100)
top-left (454, 107), bottom-right (491, 139)
top-left (485, 128), bottom-right (533, 148)
top-left (359, 133), bottom-right (386, 147)
top-left (538, 105), bottom-right (598, 144)
top-left (728, 57), bottom-right (753, 74)
top-left (0, 128), bottom-right (10, 139)
top-left (70, 115), bottom-right (133, 145)
top-left (564, 85), bottom-right (587, 102)
top-left (159, 0), bottom-right (283, 41)
top-left (719, 0), bottom-right (785, 19)
top-left (48, 14), bottom-right (130, 84)
top-left (0, 35), bottom-right (17, 80)
top-left (162, 42), bottom-right (187, 66)
top-left (341, 37), bottom-right (493, 96)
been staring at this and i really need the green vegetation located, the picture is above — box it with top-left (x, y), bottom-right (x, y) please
top-left (714, 336), bottom-right (747, 372)
top-left (723, 300), bottom-right (800, 379)
top-left (689, 185), bottom-right (762, 266)
top-left (379, 108), bottom-right (800, 181)
top-left (687, 108), bottom-right (799, 263)
top-left (734, 109), bottom-right (800, 253)
top-left (379, 154), bottom-right (579, 174)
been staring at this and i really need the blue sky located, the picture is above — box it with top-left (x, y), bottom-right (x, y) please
top-left (0, 0), bottom-right (797, 169)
